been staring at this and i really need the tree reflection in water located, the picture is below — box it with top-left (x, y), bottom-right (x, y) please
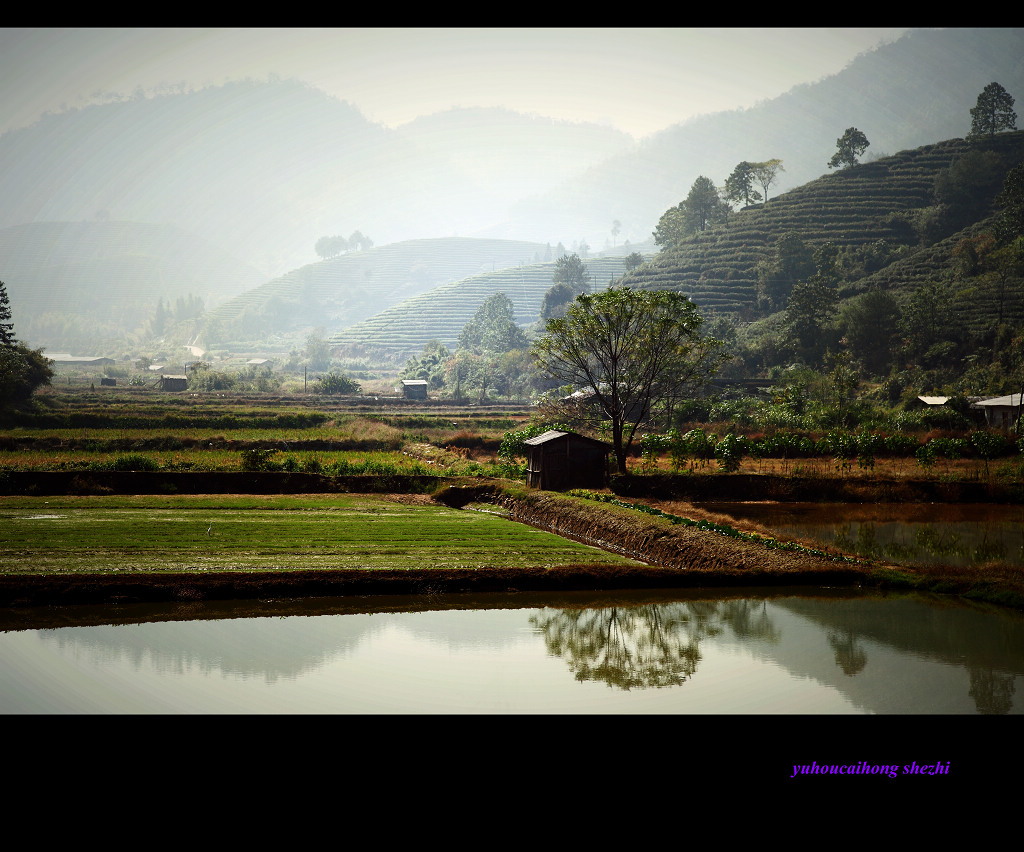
top-left (827, 629), bottom-right (868, 676)
top-left (530, 600), bottom-right (777, 690)
top-left (969, 667), bottom-right (1016, 715)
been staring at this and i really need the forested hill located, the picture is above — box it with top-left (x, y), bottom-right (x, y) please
top-left (621, 130), bottom-right (1024, 327)
top-left (507, 28), bottom-right (1024, 247)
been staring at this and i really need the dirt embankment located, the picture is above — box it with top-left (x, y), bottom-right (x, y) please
top-left (489, 488), bottom-right (867, 582)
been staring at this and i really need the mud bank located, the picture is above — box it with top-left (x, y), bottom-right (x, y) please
top-left (490, 488), bottom-right (867, 580)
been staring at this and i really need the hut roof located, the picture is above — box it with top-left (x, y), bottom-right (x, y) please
top-left (523, 429), bottom-right (611, 449)
top-left (974, 394), bottom-right (1023, 408)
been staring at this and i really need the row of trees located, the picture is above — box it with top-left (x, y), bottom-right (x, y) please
top-left (654, 160), bottom-right (785, 250)
top-left (314, 231), bottom-right (374, 260)
top-left (150, 294), bottom-right (205, 338)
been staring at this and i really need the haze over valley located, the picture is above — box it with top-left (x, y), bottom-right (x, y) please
top-left (1, 26), bottom-right (1022, 398)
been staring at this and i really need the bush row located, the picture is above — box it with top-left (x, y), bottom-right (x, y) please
top-left (639, 428), bottom-right (1022, 473)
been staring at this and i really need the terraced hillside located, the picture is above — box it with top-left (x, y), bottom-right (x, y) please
top-left (623, 132), bottom-right (1024, 322)
top-left (329, 252), bottom-right (652, 356)
top-left (201, 237), bottom-right (549, 345)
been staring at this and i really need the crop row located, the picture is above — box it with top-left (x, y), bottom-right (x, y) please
top-left (638, 428), bottom-right (1023, 473)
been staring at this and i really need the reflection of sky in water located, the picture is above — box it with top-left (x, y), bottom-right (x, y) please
top-left (1, 593), bottom-right (1021, 714)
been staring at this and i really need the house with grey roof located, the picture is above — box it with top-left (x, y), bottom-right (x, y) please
top-left (972, 393), bottom-right (1023, 431)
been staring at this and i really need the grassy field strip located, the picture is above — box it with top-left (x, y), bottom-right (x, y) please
top-left (0, 495), bottom-right (645, 574)
top-left (0, 448), bottom-right (446, 473)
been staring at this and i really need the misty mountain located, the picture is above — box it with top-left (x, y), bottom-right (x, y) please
top-left (0, 79), bottom-right (633, 279)
top-left (0, 221), bottom-right (268, 352)
top-left (2, 27), bottom-right (1023, 355)
top-left (502, 28), bottom-right (1024, 247)
top-left (3, 28), bottom-right (1020, 273)
top-left (393, 106), bottom-right (634, 215)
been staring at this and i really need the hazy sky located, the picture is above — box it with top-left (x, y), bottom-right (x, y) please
top-left (0, 27), bottom-right (913, 140)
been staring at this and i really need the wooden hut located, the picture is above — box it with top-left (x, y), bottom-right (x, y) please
top-left (524, 429), bottom-right (611, 491)
top-left (160, 374), bottom-right (188, 392)
top-left (401, 379), bottom-right (428, 400)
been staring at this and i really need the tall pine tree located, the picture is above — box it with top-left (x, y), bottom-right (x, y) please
top-left (969, 82), bottom-right (1017, 139)
top-left (0, 280), bottom-right (16, 346)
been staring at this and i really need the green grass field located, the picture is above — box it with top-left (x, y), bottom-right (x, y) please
top-left (0, 494), bottom-right (644, 574)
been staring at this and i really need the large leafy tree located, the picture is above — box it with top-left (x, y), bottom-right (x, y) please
top-left (682, 175), bottom-right (729, 233)
top-left (653, 176), bottom-right (729, 249)
top-left (0, 280), bottom-right (53, 407)
top-left (969, 82), bottom-right (1017, 139)
top-left (623, 252), bottom-right (645, 273)
top-left (458, 292), bottom-right (527, 354)
top-left (756, 234), bottom-right (816, 313)
top-left (532, 287), bottom-right (723, 474)
top-left (304, 328), bottom-right (333, 371)
top-left (828, 128), bottom-right (870, 170)
top-left (898, 280), bottom-right (966, 369)
top-left (652, 204), bottom-right (687, 250)
top-left (783, 243), bottom-right (841, 364)
top-left (838, 288), bottom-right (901, 376)
top-left (400, 339), bottom-right (451, 389)
top-left (0, 344), bottom-right (54, 408)
top-left (751, 159), bottom-right (784, 203)
top-left (723, 161), bottom-right (763, 208)
top-left (540, 253), bottom-right (592, 319)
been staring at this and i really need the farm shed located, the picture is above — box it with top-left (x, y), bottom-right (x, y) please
top-left (524, 429), bottom-right (611, 491)
top-left (973, 393), bottom-right (1023, 431)
top-left (916, 396), bottom-right (950, 408)
top-left (402, 379), bottom-right (428, 399)
top-left (160, 374), bottom-right (188, 391)
top-left (100, 377), bottom-right (116, 386)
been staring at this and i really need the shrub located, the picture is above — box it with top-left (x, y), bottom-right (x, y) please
top-left (316, 372), bottom-right (362, 395)
top-left (109, 453), bottom-right (160, 471)
top-left (714, 433), bottom-right (745, 472)
top-left (240, 447), bottom-right (281, 471)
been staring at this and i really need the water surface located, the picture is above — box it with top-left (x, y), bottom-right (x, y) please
top-left (2, 589), bottom-right (1021, 714)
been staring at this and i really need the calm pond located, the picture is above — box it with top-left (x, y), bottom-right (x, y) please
top-left (2, 588), bottom-right (1022, 714)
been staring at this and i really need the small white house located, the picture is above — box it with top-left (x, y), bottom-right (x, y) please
top-left (972, 394), bottom-right (1023, 431)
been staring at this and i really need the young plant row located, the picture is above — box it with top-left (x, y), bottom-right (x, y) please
top-left (638, 428), bottom-right (1023, 474)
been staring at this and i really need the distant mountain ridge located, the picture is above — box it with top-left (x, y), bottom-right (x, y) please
top-left (2, 28), bottom-right (1021, 276)
top-left (0, 80), bottom-right (635, 278)
top-left (503, 28), bottom-right (1024, 247)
